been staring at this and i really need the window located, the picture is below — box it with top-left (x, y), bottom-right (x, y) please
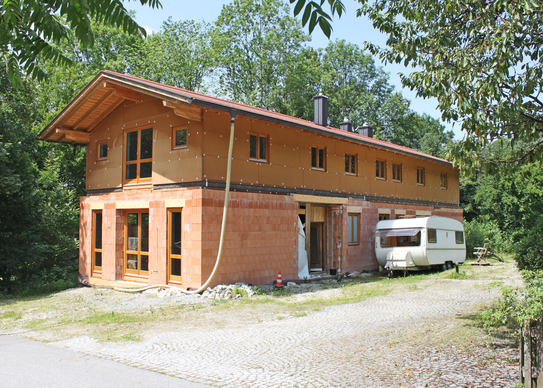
top-left (125, 212), bottom-right (149, 276)
top-left (345, 153), bottom-right (357, 174)
top-left (392, 163), bottom-right (402, 182)
top-left (375, 159), bottom-right (386, 179)
top-left (249, 133), bottom-right (268, 162)
top-left (440, 173), bottom-right (448, 189)
top-left (311, 146), bottom-right (326, 170)
top-left (92, 211), bottom-right (103, 273)
top-left (348, 214), bottom-right (359, 244)
top-left (428, 228), bottom-right (437, 243)
top-left (97, 141), bottom-right (108, 160)
top-left (379, 214), bottom-right (390, 221)
top-left (417, 168), bottom-right (425, 185)
top-left (455, 231), bottom-right (464, 244)
top-left (168, 209), bottom-right (183, 283)
top-left (172, 127), bottom-right (187, 149)
top-left (124, 127), bottom-right (153, 184)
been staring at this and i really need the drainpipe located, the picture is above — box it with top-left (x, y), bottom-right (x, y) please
top-left (115, 110), bottom-right (237, 294)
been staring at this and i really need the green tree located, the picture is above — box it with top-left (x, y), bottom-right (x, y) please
top-left (215, 0), bottom-right (310, 109)
top-left (131, 17), bottom-right (218, 92)
top-left (0, 0), bottom-right (161, 83)
top-left (290, 0), bottom-right (543, 169)
top-left (319, 39), bottom-right (392, 128)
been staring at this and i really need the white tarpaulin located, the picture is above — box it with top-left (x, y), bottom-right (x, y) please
top-left (297, 217), bottom-right (309, 278)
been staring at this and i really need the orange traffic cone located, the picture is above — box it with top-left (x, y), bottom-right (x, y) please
top-left (275, 270), bottom-right (283, 287)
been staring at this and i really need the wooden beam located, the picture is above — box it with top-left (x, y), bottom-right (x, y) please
top-left (293, 194), bottom-right (349, 205)
top-left (162, 100), bottom-right (202, 121)
top-left (86, 96), bottom-right (125, 132)
top-left (103, 81), bottom-right (140, 101)
top-left (72, 89), bottom-right (115, 130)
top-left (55, 128), bottom-right (90, 144)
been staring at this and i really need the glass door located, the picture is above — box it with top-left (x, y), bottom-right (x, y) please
top-left (92, 211), bottom-right (103, 274)
top-left (168, 209), bottom-right (182, 283)
top-left (125, 211), bottom-right (149, 276)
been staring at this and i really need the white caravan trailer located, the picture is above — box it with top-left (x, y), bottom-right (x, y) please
top-left (375, 216), bottom-right (466, 273)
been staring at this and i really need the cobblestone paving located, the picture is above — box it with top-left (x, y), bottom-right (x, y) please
top-left (55, 270), bottom-right (520, 387)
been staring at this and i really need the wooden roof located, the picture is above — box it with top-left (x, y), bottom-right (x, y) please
top-left (39, 70), bottom-right (452, 166)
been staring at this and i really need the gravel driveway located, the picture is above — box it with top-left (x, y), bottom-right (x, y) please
top-left (50, 263), bottom-right (521, 388)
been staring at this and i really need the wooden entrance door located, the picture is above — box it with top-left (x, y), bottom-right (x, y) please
top-left (310, 223), bottom-right (323, 270)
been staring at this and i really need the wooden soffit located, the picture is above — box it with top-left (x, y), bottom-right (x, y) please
top-left (38, 76), bottom-right (144, 145)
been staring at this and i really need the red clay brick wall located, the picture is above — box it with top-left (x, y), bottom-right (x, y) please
top-left (200, 190), bottom-right (299, 287)
top-left (79, 201), bottom-right (91, 276)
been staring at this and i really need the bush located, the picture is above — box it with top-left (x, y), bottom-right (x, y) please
top-left (515, 217), bottom-right (543, 271)
top-left (463, 218), bottom-right (509, 258)
top-left (480, 270), bottom-right (543, 330)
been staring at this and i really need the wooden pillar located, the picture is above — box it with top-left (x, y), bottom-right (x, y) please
top-left (305, 203), bottom-right (311, 269)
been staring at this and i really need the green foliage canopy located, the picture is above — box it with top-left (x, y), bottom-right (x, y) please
top-left (291, 0), bottom-right (543, 169)
top-left (0, 0), bottom-right (161, 83)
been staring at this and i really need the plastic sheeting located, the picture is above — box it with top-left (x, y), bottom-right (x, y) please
top-left (297, 217), bottom-right (310, 278)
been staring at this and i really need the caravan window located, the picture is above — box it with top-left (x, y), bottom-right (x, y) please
top-left (378, 228), bottom-right (421, 247)
top-left (428, 229), bottom-right (437, 243)
top-left (455, 231), bottom-right (464, 244)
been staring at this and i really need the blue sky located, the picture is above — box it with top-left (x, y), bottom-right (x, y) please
top-left (126, 0), bottom-right (462, 139)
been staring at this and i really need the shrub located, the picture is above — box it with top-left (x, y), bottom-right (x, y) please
top-left (515, 217), bottom-right (543, 271)
top-left (480, 270), bottom-right (543, 330)
top-left (463, 218), bottom-right (509, 258)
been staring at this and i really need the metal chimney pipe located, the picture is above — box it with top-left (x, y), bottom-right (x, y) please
top-left (339, 116), bottom-right (353, 132)
top-left (358, 122), bottom-right (373, 137)
top-left (313, 93), bottom-right (328, 126)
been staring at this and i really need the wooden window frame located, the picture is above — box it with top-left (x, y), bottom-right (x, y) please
top-left (348, 213), bottom-right (360, 245)
top-left (345, 153), bottom-right (357, 175)
top-left (375, 159), bottom-right (386, 179)
top-left (124, 211), bottom-right (150, 277)
top-left (92, 210), bottom-right (103, 274)
top-left (392, 163), bottom-right (402, 182)
top-left (311, 145), bottom-right (326, 171)
top-left (167, 208), bottom-right (183, 283)
top-left (249, 132), bottom-right (269, 162)
top-left (123, 127), bottom-right (153, 185)
top-left (417, 167), bottom-right (425, 186)
top-left (97, 141), bottom-right (108, 161)
top-left (440, 173), bottom-right (448, 189)
top-left (172, 126), bottom-right (188, 150)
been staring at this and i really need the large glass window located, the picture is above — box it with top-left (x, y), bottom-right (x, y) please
top-left (92, 211), bottom-right (103, 272)
top-left (125, 212), bottom-right (149, 276)
top-left (168, 209), bottom-right (183, 283)
top-left (124, 127), bottom-right (153, 183)
top-left (348, 214), bottom-right (359, 244)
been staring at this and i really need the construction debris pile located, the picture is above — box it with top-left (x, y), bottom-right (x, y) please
top-left (201, 283), bottom-right (257, 300)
